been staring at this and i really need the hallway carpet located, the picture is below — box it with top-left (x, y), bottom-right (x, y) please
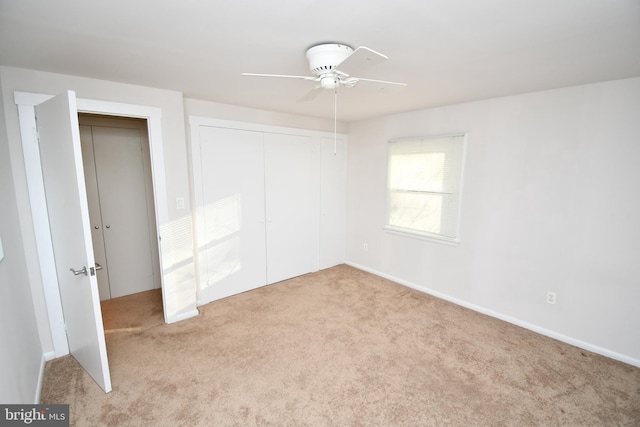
top-left (40, 265), bottom-right (640, 426)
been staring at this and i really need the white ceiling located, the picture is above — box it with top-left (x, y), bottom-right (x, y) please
top-left (1, 0), bottom-right (639, 122)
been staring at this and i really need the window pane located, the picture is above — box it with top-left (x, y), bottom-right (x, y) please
top-left (389, 152), bottom-right (445, 192)
top-left (388, 191), bottom-right (443, 234)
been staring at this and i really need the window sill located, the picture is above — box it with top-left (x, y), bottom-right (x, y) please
top-left (383, 225), bottom-right (460, 247)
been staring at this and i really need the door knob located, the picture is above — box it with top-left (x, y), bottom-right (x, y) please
top-left (95, 263), bottom-right (103, 271)
top-left (94, 225), bottom-right (99, 229)
top-left (70, 266), bottom-right (88, 276)
top-left (105, 225), bottom-right (110, 229)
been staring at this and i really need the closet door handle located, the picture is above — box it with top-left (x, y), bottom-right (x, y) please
top-left (105, 225), bottom-right (111, 229)
top-left (70, 266), bottom-right (88, 276)
top-left (95, 263), bottom-right (103, 271)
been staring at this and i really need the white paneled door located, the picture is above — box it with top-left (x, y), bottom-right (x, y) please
top-left (199, 127), bottom-right (267, 302)
top-left (35, 91), bottom-right (111, 393)
top-left (263, 132), bottom-right (317, 284)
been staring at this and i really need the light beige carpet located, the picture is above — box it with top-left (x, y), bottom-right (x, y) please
top-left (100, 288), bottom-right (164, 334)
top-left (41, 265), bottom-right (640, 426)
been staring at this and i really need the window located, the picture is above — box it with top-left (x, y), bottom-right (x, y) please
top-left (385, 134), bottom-right (466, 244)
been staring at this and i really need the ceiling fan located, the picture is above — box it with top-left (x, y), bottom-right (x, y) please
top-left (242, 42), bottom-right (407, 100)
top-left (242, 43), bottom-right (407, 153)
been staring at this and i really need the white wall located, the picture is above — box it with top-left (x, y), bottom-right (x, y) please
top-left (346, 77), bottom-right (640, 366)
top-left (0, 82), bottom-right (43, 403)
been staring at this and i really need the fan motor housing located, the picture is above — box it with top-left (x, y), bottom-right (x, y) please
top-left (306, 43), bottom-right (353, 75)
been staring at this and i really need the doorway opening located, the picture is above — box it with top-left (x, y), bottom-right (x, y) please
top-left (78, 113), bottom-right (164, 331)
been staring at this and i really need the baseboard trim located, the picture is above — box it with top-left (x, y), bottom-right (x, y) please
top-left (34, 352), bottom-right (54, 403)
top-left (167, 308), bottom-right (199, 324)
top-left (345, 261), bottom-right (640, 368)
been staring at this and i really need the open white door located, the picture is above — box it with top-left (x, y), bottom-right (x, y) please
top-left (36, 91), bottom-right (111, 393)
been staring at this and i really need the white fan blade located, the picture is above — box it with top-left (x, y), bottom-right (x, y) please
top-left (298, 86), bottom-right (323, 102)
top-left (336, 46), bottom-right (388, 75)
top-left (346, 77), bottom-right (408, 94)
top-left (350, 77), bottom-right (407, 87)
top-left (242, 73), bottom-right (318, 81)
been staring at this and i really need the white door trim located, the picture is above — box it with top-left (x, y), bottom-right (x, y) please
top-left (15, 91), bottom-right (172, 357)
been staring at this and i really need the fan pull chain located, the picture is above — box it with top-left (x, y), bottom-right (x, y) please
top-left (334, 88), bottom-right (338, 155)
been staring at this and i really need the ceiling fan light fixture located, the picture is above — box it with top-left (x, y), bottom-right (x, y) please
top-left (320, 75), bottom-right (339, 90)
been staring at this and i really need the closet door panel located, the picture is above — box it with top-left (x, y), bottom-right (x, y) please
top-left (264, 133), bottom-right (319, 284)
top-left (79, 125), bottom-right (111, 300)
top-left (92, 126), bottom-right (155, 298)
top-left (320, 136), bottom-right (347, 269)
top-left (199, 127), bottom-right (267, 302)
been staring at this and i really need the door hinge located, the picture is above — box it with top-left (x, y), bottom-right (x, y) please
top-left (34, 127), bottom-right (40, 144)
top-left (63, 323), bottom-right (69, 336)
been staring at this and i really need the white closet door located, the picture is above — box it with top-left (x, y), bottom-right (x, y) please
top-left (79, 125), bottom-right (111, 300)
top-left (320, 136), bottom-right (347, 269)
top-left (199, 126), bottom-right (267, 302)
top-left (92, 126), bottom-right (155, 298)
top-left (264, 133), bottom-right (319, 284)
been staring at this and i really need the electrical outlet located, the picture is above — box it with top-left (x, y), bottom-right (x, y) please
top-left (546, 291), bottom-right (557, 305)
top-left (176, 197), bottom-right (185, 209)
top-left (363, 243), bottom-right (368, 252)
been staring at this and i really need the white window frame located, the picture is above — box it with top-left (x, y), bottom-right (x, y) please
top-left (384, 133), bottom-right (467, 246)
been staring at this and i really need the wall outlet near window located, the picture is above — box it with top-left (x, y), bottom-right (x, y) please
top-left (546, 291), bottom-right (557, 305)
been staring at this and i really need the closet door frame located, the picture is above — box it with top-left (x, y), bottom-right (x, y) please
top-left (189, 116), bottom-right (347, 306)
